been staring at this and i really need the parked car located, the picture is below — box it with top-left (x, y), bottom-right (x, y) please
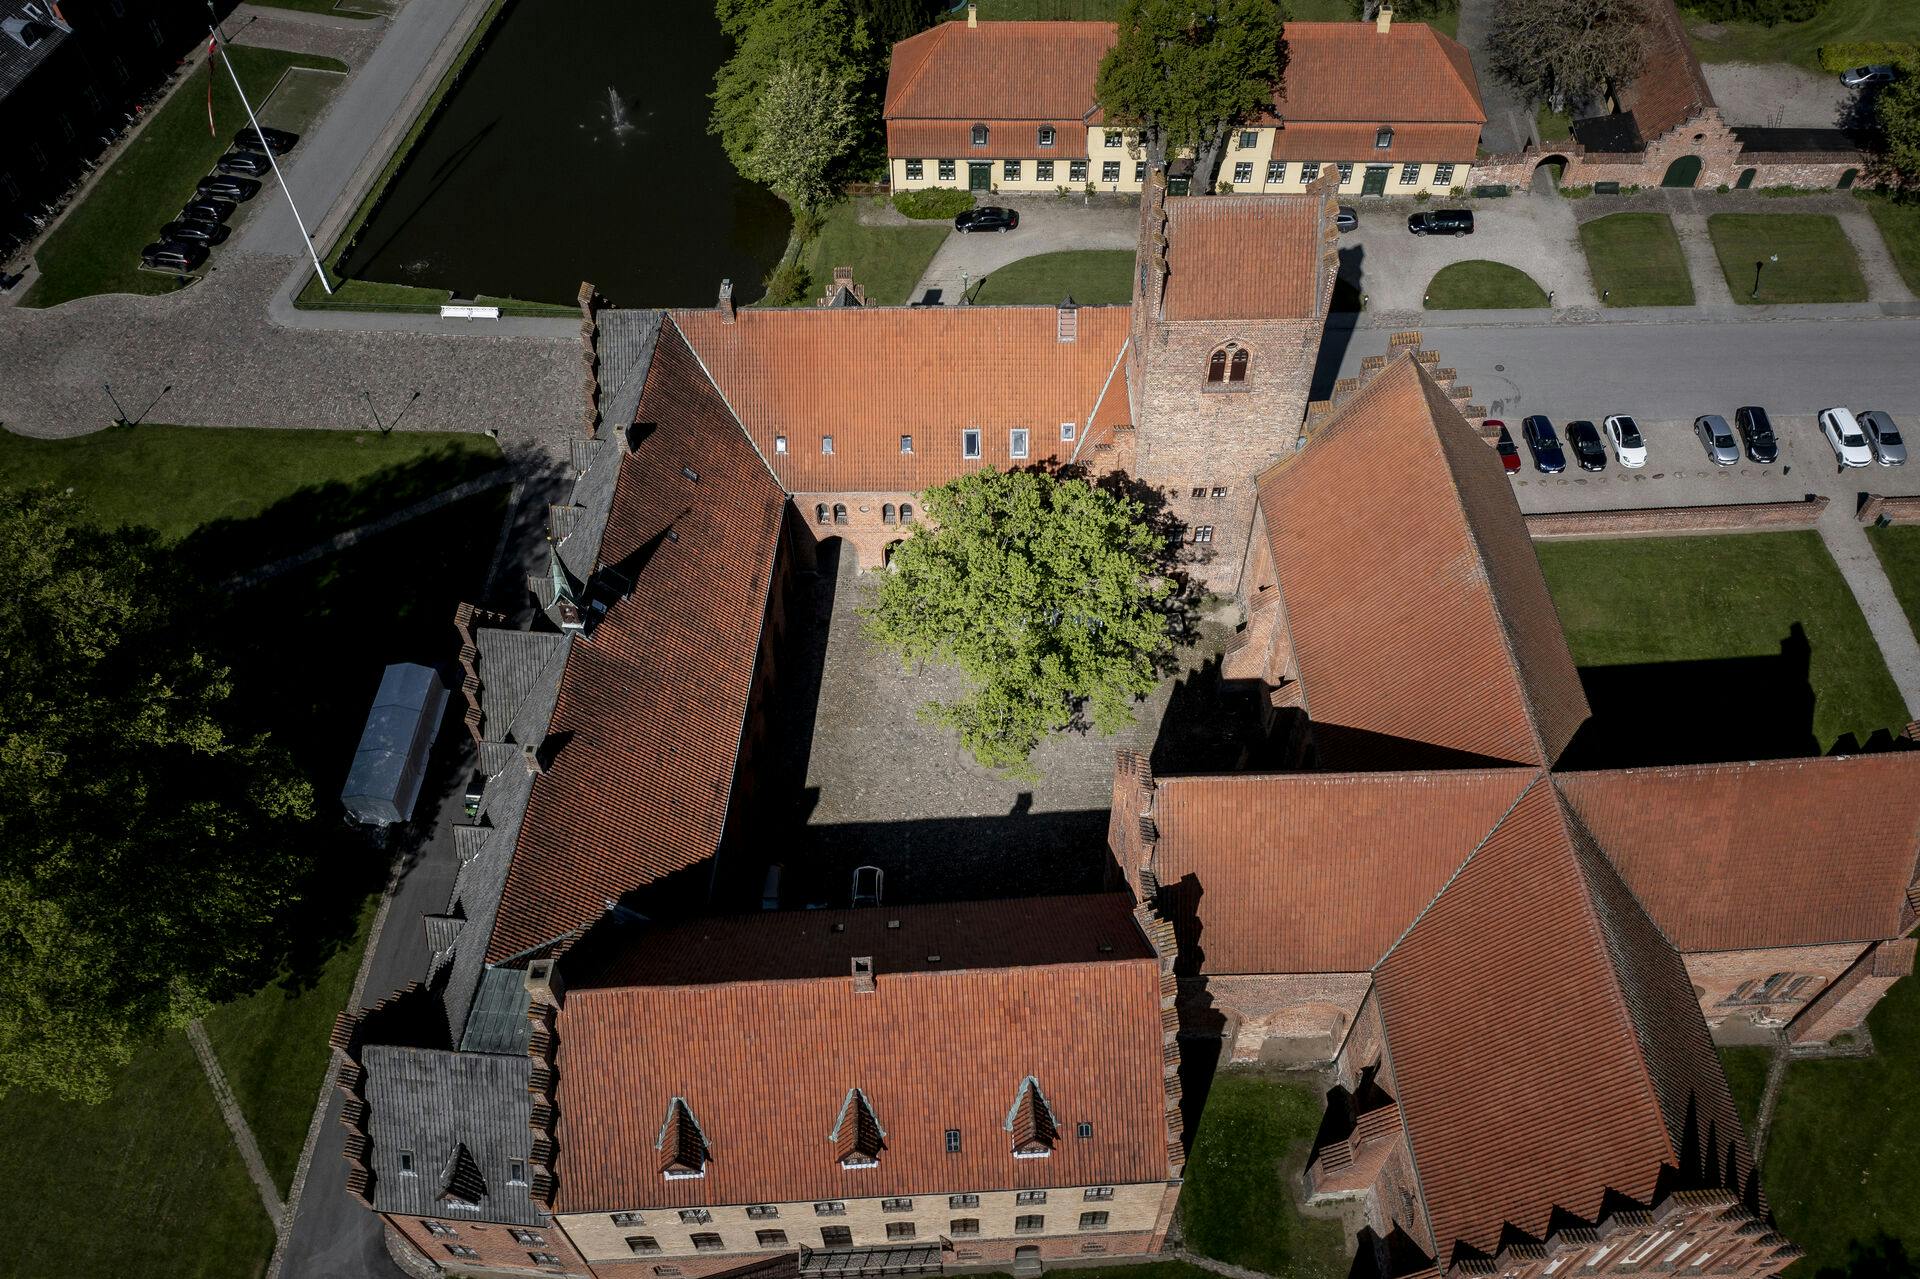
top-left (1859, 410), bottom-right (1907, 466)
top-left (1817, 406), bottom-right (1874, 468)
top-left (232, 125), bottom-right (298, 155)
top-left (954, 206), bottom-right (1018, 233)
top-left (1840, 64), bottom-right (1895, 88)
top-left (197, 174), bottom-right (261, 202)
top-left (1335, 206), bottom-right (1358, 232)
top-left (140, 241), bottom-right (207, 272)
top-left (1520, 415), bottom-right (1566, 473)
top-left (1694, 414), bottom-right (1740, 466)
top-left (1567, 420), bottom-right (1607, 472)
top-left (1492, 421), bottom-right (1521, 474)
top-left (1733, 406), bottom-right (1778, 464)
top-left (179, 197), bottom-right (236, 224)
top-left (160, 218), bottom-right (230, 247)
top-left (1602, 414), bottom-right (1647, 468)
top-left (1407, 209), bottom-right (1474, 236)
top-left (215, 151), bottom-right (273, 178)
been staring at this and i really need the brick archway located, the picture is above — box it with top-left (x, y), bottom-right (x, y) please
top-left (1661, 154), bottom-right (1703, 188)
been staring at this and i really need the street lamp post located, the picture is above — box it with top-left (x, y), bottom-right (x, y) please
top-left (103, 382), bottom-right (130, 426)
top-left (1752, 258), bottom-right (1764, 299)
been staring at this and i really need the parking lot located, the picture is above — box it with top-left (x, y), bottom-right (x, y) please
top-left (1335, 196), bottom-right (1598, 310)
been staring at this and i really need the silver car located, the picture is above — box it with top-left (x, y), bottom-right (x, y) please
top-left (1841, 64), bottom-right (1896, 87)
top-left (1694, 414), bottom-right (1740, 466)
top-left (1859, 410), bottom-right (1907, 466)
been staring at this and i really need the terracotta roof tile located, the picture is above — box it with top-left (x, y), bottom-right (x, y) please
top-left (1557, 756), bottom-right (1920, 952)
top-left (1161, 195), bottom-right (1325, 321)
top-left (888, 119), bottom-right (1092, 160)
top-left (484, 321), bottom-right (787, 962)
top-left (1255, 355), bottom-right (1587, 769)
top-left (1620, 0), bottom-right (1713, 142)
top-left (1276, 23), bottom-right (1484, 125)
top-left (672, 306), bottom-right (1131, 493)
top-left (1269, 122), bottom-right (1479, 162)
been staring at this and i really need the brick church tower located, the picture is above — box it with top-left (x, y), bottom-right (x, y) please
top-left (1126, 167), bottom-right (1341, 593)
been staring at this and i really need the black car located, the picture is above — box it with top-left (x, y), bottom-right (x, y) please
top-left (233, 125), bottom-right (298, 155)
top-left (160, 218), bottom-right (231, 246)
top-left (179, 198), bottom-right (235, 224)
top-left (197, 174), bottom-right (261, 202)
top-left (1407, 209), bottom-right (1474, 236)
top-left (216, 151), bottom-right (273, 178)
top-left (1734, 405), bottom-right (1778, 464)
top-left (140, 241), bottom-right (208, 272)
top-left (1567, 420), bottom-right (1608, 472)
top-left (1521, 415), bottom-right (1567, 473)
top-left (954, 206), bottom-right (1019, 233)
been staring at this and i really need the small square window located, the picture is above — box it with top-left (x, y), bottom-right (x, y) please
top-left (1193, 526), bottom-right (1215, 544)
top-left (1037, 160), bottom-right (1054, 182)
top-left (629, 1237), bottom-right (662, 1254)
top-left (822, 435), bottom-right (834, 455)
top-left (1038, 126), bottom-right (1056, 147)
top-left (1238, 129), bottom-right (1259, 149)
top-left (1267, 160), bottom-right (1285, 184)
top-left (905, 159), bottom-right (923, 181)
top-left (747, 1205), bottom-right (779, 1220)
top-left (691, 1233), bottom-right (724, 1252)
top-left (1376, 126), bottom-right (1394, 149)
top-left (1233, 162), bottom-right (1252, 184)
top-left (1190, 487), bottom-right (1206, 499)
top-left (1105, 130), bottom-right (1122, 148)
top-left (774, 435), bottom-right (788, 454)
top-left (945, 1129), bottom-right (962, 1153)
top-left (1069, 160), bottom-right (1087, 183)
top-left (939, 159), bottom-right (956, 181)
top-left (1302, 162), bottom-right (1321, 181)
top-left (398, 1150), bottom-right (415, 1175)
top-left (681, 1210), bottom-right (712, 1225)
top-left (757, 1230), bottom-right (789, 1247)
top-left (1400, 162), bottom-right (1420, 185)
top-left (822, 1226), bottom-right (853, 1247)
top-left (1016, 1215), bottom-right (1045, 1234)
top-left (887, 1223), bottom-right (917, 1241)
top-left (425, 1221), bottom-right (456, 1236)
top-left (1337, 162), bottom-right (1354, 182)
top-left (963, 429), bottom-right (982, 459)
top-left (1060, 421), bottom-right (1075, 441)
top-left (1134, 161), bottom-right (1146, 183)
top-left (1017, 1191), bottom-right (1048, 1204)
top-left (881, 1198), bottom-right (914, 1212)
top-left (1210, 486), bottom-right (1227, 499)
top-left (951, 1218), bottom-right (981, 1236)
top-left (1435, 163), bottom-right (1456, 184)
top-left (900, 434), bottom-right (913, 453)
top-left (1009, 429), bottom-right (1029, 459)
top-left (1102, 161), bottom-right (1120, 183)
top-left (509, 1159), bottom-right (527, 1185)
top-left (1005, 159), bottom-right (1022, 181)
top-left (445, 1244), bottom-right (480, 1260)
top-left (815, 1202), bottom-right (847, 1217)
top-left (949, 1194), bottom-right (979, 1209)
top-left (1077, 1121), bottom-right (1095, 1139)
top-left (1080, 1212), bottom-right (1110, 1230)
top-left (1085, 1186), bottom-right (1115, 1200)
top-left (613, 1213), bottom-right (644, 1227)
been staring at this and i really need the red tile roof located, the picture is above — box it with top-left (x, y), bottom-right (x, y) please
top-left (1557, 755), bottom-right (1920, 953)
top-left (672, 306), bottom-right (1132, 493)
top-left (888, 119), bottom-right (1093, 160)
top-left (1147, 769), bottom-right (1533, 973)
top-left (1268, 121), bottom-right (1479, 163)
top-left (1255, 355), bottom-right (1587, 770)
top-left (1276, 23), bottom-right (1484, 125)
top-left (484, 321), bottom-right (787, 962)
top-left (1160, 195), bottom-right (1326, 321)
top-left (552, 898), bottom-right (1170, 1211)
top-left (1620, 0), bottom-right (1713, 143)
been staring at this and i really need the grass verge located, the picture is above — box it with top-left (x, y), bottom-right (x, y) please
top-left (1537, 104), bottom-right (1573, 143)
top-left (1538, 532), bottom-right (1908, 759)
top-left (1683, 0), bottom-right (1920, 69)
top-left (1857, 193), bottom-right (1920, 296)
top-left (1719, 1046), bottom-right (1773, 1140)
top-left (1866, 523), bottom-right (1920, 640)
top-left (1181, 1071), bottom-right (1350, 1279)
top-left (1580, 212), bottom-right (1695, 306)
top-left (790, 198), bottom-right (949, 306)
top-left (1424, 260), bottom-right (1550, 309)
top-left (971, 249), bottom-right (1135, 304)
top-left (24, 48), bottom-right (348, 308)
top-left (1707, 212), bottom-right (1868, 304)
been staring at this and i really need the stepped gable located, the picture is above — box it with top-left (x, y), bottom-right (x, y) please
top-left (1557, 755), bottom-right (1920, 952)
top-left (551, 893), bottom-right (1168, 1212)
top-left (1255, 353), bottom-right (1587, 769)
top-left (485, 318), bottom-right (788, 963)
top-left (671, 304), bottom-right (1132, 493)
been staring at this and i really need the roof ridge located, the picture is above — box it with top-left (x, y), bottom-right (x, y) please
top-left (1551, 776), bottom-right (1686, 958)
top-left (572, 951), bottom-right (1162, 998)
top-left (883, 20), bottom-right (950, 118)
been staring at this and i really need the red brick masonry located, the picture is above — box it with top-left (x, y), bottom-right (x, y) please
top-left (1524, 498), bottom-right (1828, 539)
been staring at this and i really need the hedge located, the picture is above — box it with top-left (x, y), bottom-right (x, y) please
top-left (1689, 0), bottom-right (1822, 22)
top-left (1817, 42), bottom-right (1920, 73)
top-left (891, 187), bottom-right (975, 219)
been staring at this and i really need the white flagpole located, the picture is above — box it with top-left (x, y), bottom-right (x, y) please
top-left (208, 24), bottom-right (333, 295)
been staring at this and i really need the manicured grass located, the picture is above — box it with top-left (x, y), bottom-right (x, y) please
top-left (792, 199), bottom-right (949, 306)
top-left (1423, 260), bottom-right (1550, 309)
top-left (1719, 1046), bottom-right (1773, 1140)
top-left (1580, 212), bottom-right (1696, 307)
top-left (1684, 0), bottom-right (1920, 69)
top-left (1537, 104), bottom-right (1573, 143)
top-left (0, 1029), bottom-right (276, 1279)
top-left (1180, 1072), bottom-right (1351, 1279)
top-left (972, 249), bottom-right (1135, 304)
top-left (1866, 524), bottom-right (1920, 640)
top-left (1707, 213), bottom-right (1868, 304)
top-left (1763, 974), bottom-right (1920, 1274)
top-left (1858, 193), bottom-right (1920, 296)
top-left (23, 48), bottom-right (348, 308)
top-left (1539, 533), bottom-right (1908, 758)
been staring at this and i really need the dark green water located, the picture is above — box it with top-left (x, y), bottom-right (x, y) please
top-left (343, 0), bottom-right (791, 307)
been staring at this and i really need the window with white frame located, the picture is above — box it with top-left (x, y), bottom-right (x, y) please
top-left (963, 429), bottom-right (981, 459)
top-left (1337, 162), bottom-right (1353, 182)
top-left (774, 435), bottom-right (787, 454)
top-left (1038, 125), bottom-right (1055, 147)
top-left (939, 159), bottom-right (956, 181)
top-left (1060, 421), bottom-right (1076, 441)
top-left (746, 1206), bottom-right (779, 1220)
top-left (1016, 1191), bottom-right (1047, 1205)
top-left (1434, 163), bottom-right (1455, 184)
top-left (1233, 162), bottom-right (1253, 183)
top-left (425, 1222), bottom-right (456, 1236)
top-left (612, 1212), bottom-right (644, 1227)
top-left (1134, 161), bottom-right (1146, 182)
top-left (1037, 160), bottom-right (1054, 182)
top-left (1069, 160), bottom-right (1087, 182)
top-left (1400, 162), bottom-right (1420, 184)
top-left (821, 435), bottom-right (833, 454)
top-left (1102, 161), bottom-right (1120, 182)
top-left (1193, 526), bottom-right (1214, 544)
top-left (1267, 160), bottom-right (1285, 183)
top-left (815, 1202), bottom-right (846, 1216)
top-left (680, 1210), bottom-right (712, 1225)
top-left (509, 1229), bottom-right (545, 1245)
top-left (445, 1244), bottom-right (480, 1260)
top-left (1105, 130), bottom-right (1122, 148)
top-left (1005, 159), bottom-right (1022, 181)
top-left (1009, 429), bottom-right (1029, 458)
top-left (900, 434), bottom-right (913, 453)
top-left (971, 123), bottom-right (988, 146)
top-left (1301, 161), bottom-right (1321, 181)
top-left (1085, 1187), bottom-right (1115, 1200)
top-left (905, 159), bottom-right (923, 180)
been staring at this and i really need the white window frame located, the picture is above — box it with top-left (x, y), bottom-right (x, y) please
top-left (774, 435), bottom-right (787, 454)
top-left (962, 429), bottom-right (982, 459)
top-left (1266, 160), bottom-right (1285, 184)
top-left (1233, 162), bottom-right (1253, 183)
top-left (1038, 126), bottom-right (1055, 147)
top-left (1400, 162), bottom-right (1420, 184)
top-left (1060, 421), bottom-right (1075, 441)
top-left (1434, 162), bottom-right (1455, 184)
top-left (1301, 162), bottom-right (1321, 181)
top-left (1037, 160), bottom-right (1054, 182)
top-left (1101, 161), bottom-right (1120, 183)
top-left (821, 435), bottom-right (834, 455)
top-left (1009, 428), bottom-right (1029, 459)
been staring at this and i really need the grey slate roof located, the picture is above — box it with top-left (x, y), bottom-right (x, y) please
top-left (0, 8), bottom-right (66, 102)
top-left (596, 308), bottom-right (663, 437)
top-left (362, 1044), bottom-right (543, 1225)
top-left (459, 967), bottom-right (533, 1056)
top-left (474, 628), bottom-right (567, 742)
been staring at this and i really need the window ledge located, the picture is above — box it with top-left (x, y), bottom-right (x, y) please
top-left (1202, 382), bottom-right (1252, 394)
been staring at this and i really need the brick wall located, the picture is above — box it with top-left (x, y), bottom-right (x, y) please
top-left (1682, 943), bottom-right (1867, 1036)
top-left (388, 1213), bottom-right (590, 1277)
top-left (1860, 494), bottom-right (1920, 525)
top-left (1524, 498), bottom-right (1828, 539)
top-left (1788, 938), bottom-right (1918, 1044)
top-left (1471, 110), bottom-right (1859, 192)
top-left (793, 493), bottom-right (925, 571)
top-left (1201, 973), bottom-right (1373, 1065)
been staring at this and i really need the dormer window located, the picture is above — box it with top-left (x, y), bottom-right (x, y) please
top-left (1037, 126), bottom-right (1055, 147)
top-left (657, 1097), bottom-right (710, 1179)
top-left (1006, 1076), bottom-right (1059, 1158)
top-left (832, 1087), bottom-right (886, 1168)
top-left (1376, 126), bottom-right (1394, 149)
top-left (971, 123), bottom-right (988, 147)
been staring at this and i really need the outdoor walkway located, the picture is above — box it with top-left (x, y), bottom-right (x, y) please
top-left (1819, 513), bottom-right (1920, 717)
top-left (1671, 212), bottom-right (1738, 305)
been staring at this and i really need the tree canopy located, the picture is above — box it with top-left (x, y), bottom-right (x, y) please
top-left (1486, 0), bottom-right (1648, 113)
top-left (1095, 0), bottom-right (1288, 192)
top-left (866, 469), bottom-right (1176, 778)
top-left (745, 61), bottom-right (865, 212)
top-left (0, 488), bottom-right (316, 1102)
top-left (1878, 73), bottom-right (1920, 185)
top-left (711, 0), bottom-right (876, 197)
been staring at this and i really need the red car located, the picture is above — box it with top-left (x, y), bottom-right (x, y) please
top-left (1492, 420), bottom-right (1521, 474)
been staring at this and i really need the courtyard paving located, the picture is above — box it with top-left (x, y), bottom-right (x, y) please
top-left (910, 193), bottom-right (1140, 304)
top-left (1702, 61), bottom-right (1854, 130)
top-left (1338, 195), bottom-right (1598, 310)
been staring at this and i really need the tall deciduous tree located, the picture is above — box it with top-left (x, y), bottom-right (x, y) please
top-left (0, 488), bottom-right (316, 1102)
top-left (1487, 0), bottom-right (1648, 114)
top-left (1095, 0), bottom-right (1288, 193)
top-left (745, 61), bottom-right (864, 212)
top-left (1878, 74), bottom-right (1920, 184)
top-left (1346, 0), bottom-right (1459, 23)
top-left (711, 0), bottom-right (873, 188)
top-left (866, 469), bottom-right (1176, 778)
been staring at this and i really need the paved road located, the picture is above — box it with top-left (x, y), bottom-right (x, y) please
top-left (1454, 0), bottom-right (1533, 154)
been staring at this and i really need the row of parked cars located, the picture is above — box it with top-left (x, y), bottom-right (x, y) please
top-left (1495, 407), bottom-right (1907, 474)
top-left (139, 126), bottom-right (298, 274)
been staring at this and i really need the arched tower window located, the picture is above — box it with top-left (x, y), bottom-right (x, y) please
top-left (1206, 342), bottom-right (1249, 385)
top-left (1207, 349), bottom-right (1227, 383)
top-left (1229, 348), bottom-right (1249, 382)
top-left (815, 503), bottom-right (830, 524)
top-left (833, 503), bottom-right (849, 525)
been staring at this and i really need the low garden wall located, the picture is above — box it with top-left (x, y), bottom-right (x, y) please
top-left (1859, 494), bottom-right (1920, 525)
top-left (1526, 497), bottom-right (1829, 539)
top-left (1470, 108), bottom-right (1862, 193)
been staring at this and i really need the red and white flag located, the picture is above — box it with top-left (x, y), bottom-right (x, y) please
top-left (206, 35), bottom-right (217, 137)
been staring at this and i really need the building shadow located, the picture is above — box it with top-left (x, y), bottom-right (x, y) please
top-left (1310, 245), bottom-right (1366, 401)
top-left (1150, 653), bottom-right (1270, 775)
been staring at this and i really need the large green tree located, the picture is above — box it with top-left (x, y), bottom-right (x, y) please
top-left (1346, 0), bottom-right (1458, 24)
top-left (1487, 0), bottom-right (1648, 113)
top-left (866, 469), bottom-right (1176, 778)
top-left (746, 60), bottom-right (864, 212)
top-left (0, 488), bottom-right (316, 1102)
top-left (1095, 0), bottom-right (1288, 193)
top-left (1879, 74), bottom-right (1920, 185)
top-left (711, 0), bottom-right (874, 189)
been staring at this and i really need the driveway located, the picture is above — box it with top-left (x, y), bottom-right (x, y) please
top-left (1336, 194), bottom-right (1597, 310)
top-left (1455, 0), bottom-right (1534, 153)
top-left (1703, 61), bottom-right (1853, 129)
top-left (911, 194), bottom-right (1138, 304)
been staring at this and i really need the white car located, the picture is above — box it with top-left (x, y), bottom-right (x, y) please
top-left (1603, 414), bottom-right (1648, 468)
top-left (1818, 407), bottom-right (1874, 468)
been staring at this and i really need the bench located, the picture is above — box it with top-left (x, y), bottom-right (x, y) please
top-left (440, 304), bottom-right (501, 320)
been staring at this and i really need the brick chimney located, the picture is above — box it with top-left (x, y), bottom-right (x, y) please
top-left (718, 278), bottom-right (735, 324)
top-left (1375, 3), bottom-right (1392, 34)
top-left (1056, 296), bottom-right (1078, 342)
top-left (525, 958), bottom-right (565, 1009)
top-left (851, 956), bottom-right (876, 993)
top-left (967, 2), bottom-right (978, 27)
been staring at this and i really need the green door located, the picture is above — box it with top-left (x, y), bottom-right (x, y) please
top-left (1362, 165), bottom-right (1390, 196)
top-left (1661, 155), bottom-right (1702, 187)
top-left (968, 162), bottom-right (992, 192)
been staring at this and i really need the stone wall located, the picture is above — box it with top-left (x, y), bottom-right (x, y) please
top-left (1470, 108), bottom-right (1860, 192)
top-left (1524, 497), bottom-right (1828, 539)
top-left (1683, 943), bottom-right (1868, 1038)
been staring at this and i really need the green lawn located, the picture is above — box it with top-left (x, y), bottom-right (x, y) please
top-left (791, 199), bottom-right (949, 306)
top-left (1180, 1072), bottom-right (1351, 1279)
top-left (1719, 1046), bottom-right (1773, 1140)
top-left (971, 249), bottom-right (1135, 304)
top-left (1684, 0), bottom-right (1920, 69)
top-left (1580, 212), bottom-right (1695, 306)
top-left (1866, 524), bottom-right (1920, 641)
top-left (1764, 975), bottom-right (1920, 1275)
top-left (1537, 104), bottom-right (1573, 144)
top-left (1424, 260), bottom-right (1550, 309)
top-left (1858, 194), bottom-right (1920, 297)
top-left (1539, 533), bottom-right (1908, 760)
top-left (1707, 213), bottom-right (1868, 304)
top-left (24, 48), bottom-right (348, 308)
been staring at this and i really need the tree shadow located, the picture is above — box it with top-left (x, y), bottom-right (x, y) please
top-left (1816, 1235), bottom-right (1918, 1279)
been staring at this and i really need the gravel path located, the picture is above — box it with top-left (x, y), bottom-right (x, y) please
top-left (1703, 61), bottom-right (1853, 129)
top-left (1671, 212), bottom-right (1738, 305)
